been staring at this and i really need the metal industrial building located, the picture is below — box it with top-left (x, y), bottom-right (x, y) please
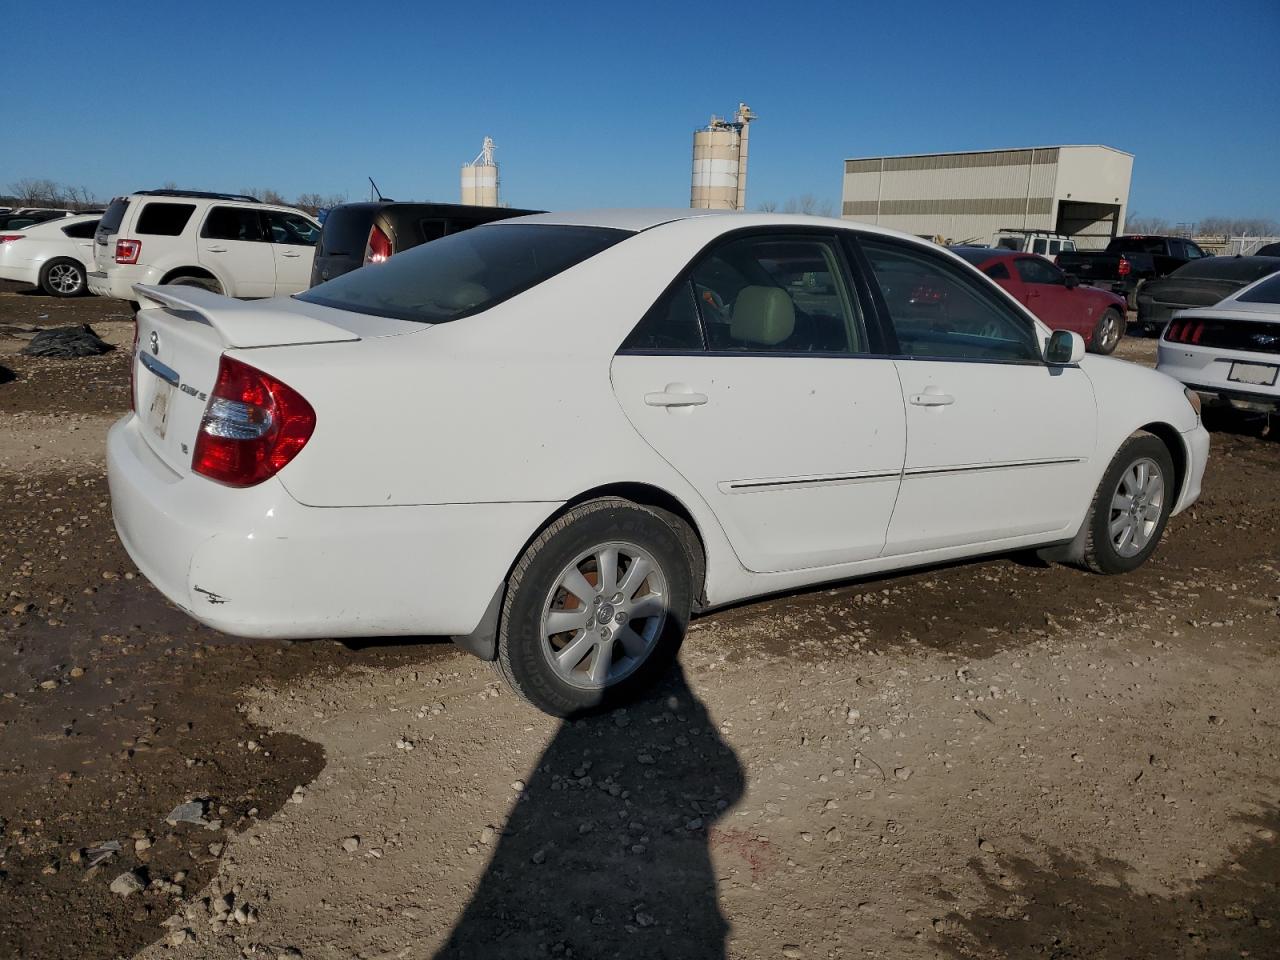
top-left (841, 145), bottom-right (1133, 248)
top-left (690, 103), bottom-right (757, 210)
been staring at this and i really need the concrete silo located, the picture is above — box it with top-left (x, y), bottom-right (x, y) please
top-left (461, 136), bottom-right (500, 207)
top-left (690, 103), bottom-right (756, 210)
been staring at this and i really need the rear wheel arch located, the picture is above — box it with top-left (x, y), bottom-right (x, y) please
top-left (450, 483), bottom-right (709, 664)
top-left (159, 265), bottom-right (222, 290)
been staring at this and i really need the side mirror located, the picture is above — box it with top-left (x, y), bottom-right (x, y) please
top-left (1063, 273), bottom-right (1079, 289)
top-left (1045, 330), bottom-right (1086, 365)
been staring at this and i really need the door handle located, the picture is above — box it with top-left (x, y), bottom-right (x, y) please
top-left (206, 246), bottom-right (228, 253)
top-left (645, 384), bottom-right (708, 408)
top-left (909, 390), bottom-right (955, 407)
top-left (281, 251), bottom-right (302, 258)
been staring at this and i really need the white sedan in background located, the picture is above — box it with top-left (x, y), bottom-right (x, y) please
top-left (1158, 271), bottom-right (1280, 415)
top-left (108, 210), bottom-right (1209, 715)
top-left (0, 213), bottom-right (100, 296)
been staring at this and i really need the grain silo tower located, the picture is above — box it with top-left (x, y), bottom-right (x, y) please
top-left (690, 103), bottom-right (757, 210)
top-left (461, 136), bottom-right (500, 207)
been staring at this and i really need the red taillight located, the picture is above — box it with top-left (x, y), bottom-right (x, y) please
top-left (1117, 256), bottom-right (1131, 277)
top-left (116, 238), bottom-right (141, 264)
top-left (1166, 320), bottom-right (1206, 345)
top-left (0, 234), bottom-right (24, 244)
top-left (191, 356), bottom-right (316, 488)
top-left (364, 224), bottom-right (392, 264)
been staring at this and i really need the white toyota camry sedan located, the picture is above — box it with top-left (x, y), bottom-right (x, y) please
top-left (108, 210), bottom-right (1210, 715)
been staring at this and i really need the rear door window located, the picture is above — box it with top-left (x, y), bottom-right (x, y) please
top-left (419, 219), bottom-right (447, 242)
top-left (983, 262), bottom-right (1011, 280)
top-left (63, 220), bottom-right (100, 239)
top-left (202, 206), bottom-right (267, 242)
top-left (135, 202), bottom-right (196, 236)
top-left (620, 280), bottom-right (705, 352)
top-left (265, 211), bottom-right (319, 245)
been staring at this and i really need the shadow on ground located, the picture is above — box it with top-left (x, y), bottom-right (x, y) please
top-left (434, 664), bottom-right (745, 958)
top-left (939, 806), bottom-right (1280, 958)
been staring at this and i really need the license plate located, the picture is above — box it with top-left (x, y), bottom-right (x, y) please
top-left (1228, 361), bottom-right (1279, 387)
top-left (146, 380), bottom-right (174, 439)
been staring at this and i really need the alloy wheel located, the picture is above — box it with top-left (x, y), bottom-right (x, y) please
top-left (49, 263), bottom-right (82, 294)
top-left (1109, 457), bottom-right (1165, 558)
top-left (540, 541), bottom-right (668, 689)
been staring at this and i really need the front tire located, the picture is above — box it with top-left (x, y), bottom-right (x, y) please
top-left (40, 258), bottom-right (86, 297)
top-left (495, 498), bottom-right (694, 716)
top-left (1079, 432), bottom-right (1175, 574)
top-left (1090, 307), bottom-right (1123, 355)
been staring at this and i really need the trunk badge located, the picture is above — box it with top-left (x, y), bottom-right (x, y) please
top-left (149, 331), bottom-right (159, 355)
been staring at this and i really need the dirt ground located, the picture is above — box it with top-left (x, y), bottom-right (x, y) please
top-left (0, 280), bottom-right (1277, 960)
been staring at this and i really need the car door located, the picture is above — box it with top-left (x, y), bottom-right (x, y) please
top-left (198, 205), bottom-right (275, 297)
top-left (856, 236), bottom-right (1097, 555)
top-left (610, 231), bottom-right (906, 574)
top-left (264, 211), bottom-right (320, 294)
top-left (1013, 255), bottom-right (1093, 335)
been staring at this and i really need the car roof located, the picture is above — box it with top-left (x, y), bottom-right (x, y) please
top-left (949, 246), bottom-right (1021, 264)
top-left (499, 208), bottom-right (740, 231)
top-left (24, 213), bottom-right (100, 230)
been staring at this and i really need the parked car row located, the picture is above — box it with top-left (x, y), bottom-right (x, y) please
top-left (1136, 254), bottom-right (1280, 332)
top-left (1056, 234), bottom-right (1211, 310)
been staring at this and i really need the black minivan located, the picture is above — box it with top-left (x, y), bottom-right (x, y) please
top-left (310, 201), bottom-right (542, 287)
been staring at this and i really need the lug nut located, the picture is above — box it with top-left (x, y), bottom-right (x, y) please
top-left (599, 628), bottom-right (610, 639)
top-left (615, 612), bottom-right (627, 624)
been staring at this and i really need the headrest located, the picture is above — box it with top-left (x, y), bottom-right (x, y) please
top-left (443, 281), bottom-right (490, 309)
top-left (731, 286), bottom-right (795, 346)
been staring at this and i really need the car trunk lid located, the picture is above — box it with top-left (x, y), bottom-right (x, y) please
top-left (130, 284), bottom-right (420, 477)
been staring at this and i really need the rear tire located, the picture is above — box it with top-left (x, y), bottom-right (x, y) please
top-left (165, 275), bottom-right (223, 295)
top-left (39, 258), bottom-right (86, 297)
top-left (1079, 432), bottom-right (1175, 575)
top-left (494, 498), bottom-right (694, 717)
top-left (1090, 307), bottom-right (1123, 355)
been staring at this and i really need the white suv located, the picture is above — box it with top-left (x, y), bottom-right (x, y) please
top-left (89, 190), bottom-right (320, 301)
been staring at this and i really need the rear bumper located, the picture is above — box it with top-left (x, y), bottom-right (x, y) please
top-left (1157, 341), bottom-right (1280, 413)
top-left (107, 415), bottom-right (556, 640)
top-left (89, 264), bottom-right (155, 300)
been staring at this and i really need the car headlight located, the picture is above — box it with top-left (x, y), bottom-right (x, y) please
top-left (1184, 387), bottom-right (1202, 419)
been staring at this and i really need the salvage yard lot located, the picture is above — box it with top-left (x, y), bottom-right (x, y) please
top-left (0, 280), bottom-right (1277, 960)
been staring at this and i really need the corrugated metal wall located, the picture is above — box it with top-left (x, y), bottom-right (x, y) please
top-left (842, 149), bottom-right (1060, 243)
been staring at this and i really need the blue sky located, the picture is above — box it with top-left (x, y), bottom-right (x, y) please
top-left (6, 0), bottom-right (1278, 221)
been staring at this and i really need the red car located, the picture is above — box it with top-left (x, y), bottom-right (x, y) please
top-left (951, 247), bottom-right (1126, 354)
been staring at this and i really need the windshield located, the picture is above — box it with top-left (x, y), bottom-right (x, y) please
top-left (298, 223), bottom-right (630, 323)
top-left (1237, 273), bottom-right (1280, 305)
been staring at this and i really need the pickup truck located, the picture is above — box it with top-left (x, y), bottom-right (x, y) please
top-left (1056, 235), bottom-right (1212, 309)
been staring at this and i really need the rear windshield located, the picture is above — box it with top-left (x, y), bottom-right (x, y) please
top-left (1171, 257), bottom-right (1280, 282)
top-left (98, 198), bottom-right (129, 234)
top-left (1109, 237), bottom-right (1168, 255)
top-left (317, 205), bottom-right (376, 257)
top-left (298, 224), bottom-right (630, 323)
top-left (135, 202), bottom-right (196, 236)
top-left (1237, 273), bottom-right (1280, 305)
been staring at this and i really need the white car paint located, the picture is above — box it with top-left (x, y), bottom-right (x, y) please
top-left (88, 193), bottom-right (320, 301)
top-left (107, 209), bottom-right (1209, 645)
top-left (1156, 273), bottom-right (1280, 413)
top-left (0, 213), bottom-right (99, 290)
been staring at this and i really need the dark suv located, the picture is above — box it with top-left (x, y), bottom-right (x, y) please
top-left (310, 201), bottom-right (542, 286)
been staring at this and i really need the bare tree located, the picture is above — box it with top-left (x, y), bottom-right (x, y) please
top-left (1124, 211), bottom-right (1171, 234)
top-left (8, 178), bottom-right (64, 206)
top-left (63, 184), bottom-right (98, 210)
top-left (756, 200), bottom-right (778, 212)
top-left (780, 194), bottom-right (835, 217)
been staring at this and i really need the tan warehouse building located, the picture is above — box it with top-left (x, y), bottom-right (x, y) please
top-left (841, 145), bottom-right (1133, 249)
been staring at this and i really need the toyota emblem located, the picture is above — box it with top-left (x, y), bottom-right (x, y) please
top-left (149, 330), bottom-right (159, 355)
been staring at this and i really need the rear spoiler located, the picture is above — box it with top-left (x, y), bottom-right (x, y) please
top-left (133, 284), bottom-right (360, 349)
